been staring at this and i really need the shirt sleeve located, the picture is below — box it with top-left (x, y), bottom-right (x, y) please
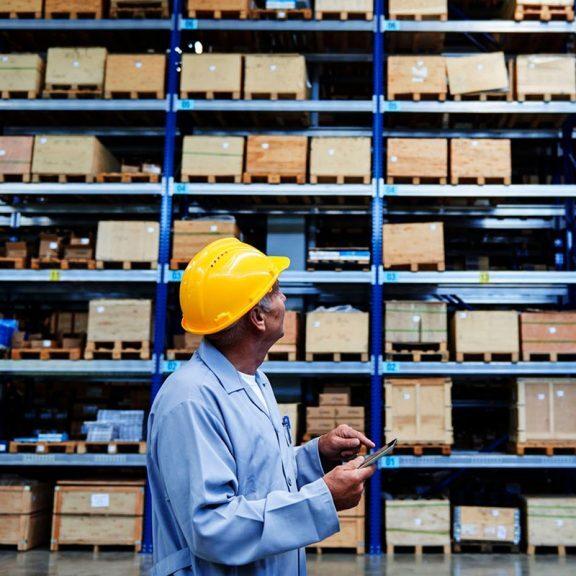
top-left (293, 437), bottom-right (326, 489)
top-left (156, 401), bottom-right (339, 567)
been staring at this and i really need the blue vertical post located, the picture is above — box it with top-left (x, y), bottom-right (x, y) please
top-left (368, 0), bottom-right (384, 556)
top-left (142, 0), bottom-right (182, 554)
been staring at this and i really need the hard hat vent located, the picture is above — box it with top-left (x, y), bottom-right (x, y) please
top-left (210, 249), bottom-right (230, 268)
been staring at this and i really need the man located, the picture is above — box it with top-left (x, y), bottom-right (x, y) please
top-left (147, 238), bottom-right (375, 576)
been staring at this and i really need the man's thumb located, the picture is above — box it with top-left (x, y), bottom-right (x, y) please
top-left (343, 456), bottom-right (365, 470)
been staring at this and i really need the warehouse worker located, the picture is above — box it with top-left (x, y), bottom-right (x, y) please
top-left (147, 238), bottom-right (375, 576)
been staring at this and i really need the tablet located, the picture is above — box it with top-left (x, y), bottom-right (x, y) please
top-left (359, 438), bottom-right (397, 469)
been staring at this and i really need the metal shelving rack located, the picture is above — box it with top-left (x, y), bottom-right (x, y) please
top-left (2, 0), bottom-right (576, 558)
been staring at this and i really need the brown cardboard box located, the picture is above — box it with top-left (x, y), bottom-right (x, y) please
top-left (5, 242), bottom-right (28, 258)
top-left (38, 234), bottom-right (63, 259)
top-left (50, 311), bottom-right (88, 336)
top-left (307, 406), bottom-right (337, 419)
top-left (306, 419), bottom-right (335, 434)
top-left (62, 337), bottom-right (83, 349)
top-left (0, 136), bottom-right (34, 178)
top-left (245, 136), bottom-right (308, 182)
top-left (319, 392), bottom-right (351, 406)
top-left (334, 406), bottom-right (365, 418)
top-left (337, 417), bottom-right (365, 431)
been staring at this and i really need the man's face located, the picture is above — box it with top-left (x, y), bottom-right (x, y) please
top-left (264, 283), bottom-right (287, 344)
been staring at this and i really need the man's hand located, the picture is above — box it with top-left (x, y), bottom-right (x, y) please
top-left (323, 456), bottom-right (376, 511)
top-left (318, 424), bottom-right (375, 462)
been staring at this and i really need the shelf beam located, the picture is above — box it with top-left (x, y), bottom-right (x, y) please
top-left (381, 361), bottom-right (576, 375)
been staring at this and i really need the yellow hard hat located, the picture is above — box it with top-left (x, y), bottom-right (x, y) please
top-left (180, 237), bottom-right (290, 335)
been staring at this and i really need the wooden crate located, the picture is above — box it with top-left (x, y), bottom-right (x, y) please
top-left (32, 136), bottom-right (119, 180)
top-left (311, 500), bottom-right (365, 553)
top-left (453, 311), bottom-right (520, 361)
top-left (514, 378), bottom-right (576, 445)
top-left (305, 311), bottom-right (369, 359)
top-left (95, 221), bottom-right (159, 265)
top-left (514, 0), bottom-right (574, 22)
top-left (0, 136), bottom-right (34, 181)
top-left (454, 506), bottom-right (520, 545)
top-left (172, 219), bottom-right (240, 263)
top-left (384, 378), bottom-right (453, 445)
top-left (385, 301), bottom-right (448, 344)
top-left (388, 0), bottom-right (448, 19)
top-left (180, 54), bottom-right (242, 99)
top-left (309, 137), bottom-right (371, 184)
top-left (450, 139), bottom-right (512, 185)
top-left (45, 0), bottom-right (104, 18)
top-left (45, 47), bottom-right (107, 90)
top-left (51, 480), bottom-right (144, 552)
top-left (187, 0), bottom-right (250, 18)
top-left (50, 311), bottom-right (89, 336)
top-left (244, 136), bottom-right (307, 184)
top-left (267, 310), bottom-right (299, 360)
top-left (0, 54), bottom-right (44, 98)
top-left (244, 55), bottom-right (308, 100)
top-left (525, 497), bottom-right (576, 552)
top-left (87, 299), bottom-right (153, 342)
top-left (0, 482), bottom-right (51, 515)
top-left (0, 1), bottom-right (43, 18)
top-left (104, 54), bottom-right (166, 99)
top-left (385, 499), bottom-right (451, 553)
top-left (446, 53), bottom-right (509, 96)
top-left (521, 311), bottom-right (576, 360)
top-left (315, 0), bottom-right (373, 19)
top-left (386, 139), bottom-right (448, 183)
top-left (109, 0), bottom-right (170, 18)
top-left (516, 55), bottom-right (576, 101)
top-left (181, 136), bottom-right (245, 183)
top-left (387, 56), bottom-right (447, 100)
top-left (383, 222), bottom-right (445, 271)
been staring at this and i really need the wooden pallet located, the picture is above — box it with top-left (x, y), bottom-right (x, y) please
top-left (104, 89), bottom-right (164, 99)
top-left (514, 442), bottom-right (576, 456)
top-left (386, 544), bottom-right (451, 556)
top-left (455, 351), bottom-right (519, 363)
top-left (187, 9), bottom-right (248, 19)
top-left (76, 441), bottom-right (146, 455)
top-left (527, 545), bottom-right (576, 556)
top-left (389, 12), bottom-right (447, 21)
top-left (514, 4), bottom-right (575, 22)
top-left (453, 92), bottom-right (513, 102)
top-left (518, 92), bottom-right (576, 102)
top-left (305, 352), bottom-right (369, 362)
top-left (30, 257), bottom-right (96, 270)
top-left (1, 90), bottom-right (38, 99)
top-left (523, 351), bottom-right (576, 362)
top-left (165, 348), bottom-right (195, 360)
top-left (110, 0), bottom-right (169, 18)
top-left (383, 261), bottom-right (446, 272)
top-left (451, 176), bottom-right (512, 185)
top-left (50, 542), bottom-right (142, 553)
top-left (250, 8), bottom-right (312, 20)
top-left (96, 260), bottom-right (157, 270)
top-left (31, 173), bottom-right (95, 183)
top-left (96, 172), bottom-right (160, 184)
top-left (180, 174), bottom-right (242, 184)
top-left (453, 542), bottom-right (520, 553)
top-left (385, 341), bottom-right (449, 362)
top-left (244, 91), bottom-right (306, 100)
top-left (0, 257), bottom-right (26, 269)
top-left (310, 175), bottom-right (371, 184)
top-left (45, 9), bottom-right (103, 18)
top-left (11, 347), bottom-right (82, 361)
top-left (394, 444), bottom-right (452, 456)
top-left (0, 10), bottom-right (42, 18)
top-left (9, 441), bottom-right (76, 454)
top-left (169, 258), bottom-right (190, 270)
top-left (265, 345), bottom-right (297, 362)
top-left (0, 172), bottom-right (31, 183)
top-left (180, 90), bottom-right (241, 100)
top-left (386, 176), bottom-right (448, 185)
top-left (388, 91), bottom-right (447, 102)
top-left (315, 10), bottom-right (373, 20)
top-left (84, 339), bottom-right (150, 360)
top-left (42, 84), bottom-right (102, 99)
top-left (243, 173), bottom-right (306, 185)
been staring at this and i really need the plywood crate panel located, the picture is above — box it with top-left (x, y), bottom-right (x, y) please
top-left (310, 137), bottom-right (371, 182)
top-left (181, 54), bottom-right (242, 97)
top-left (446, 53), bottom-right (509, 95)
top-left (383, 222), bottom-right (445, 270)
top-left (388, 0), bottom-right (448, 19)
top-left (172, 219), bottom-right (239, 260)
top-left (305, 311), bottom-right (369, 355)
top-left (245, 136), bottom-right (307, 179)
top-left (385, 301), bottom-right (448, 344)
top-left (516, 55), bottom-right (576, 100)
top-left (0, 511), bottom-right (50, 551)
top-left (1, 1), bottom-right (43, 17)
top-left (525, 497), bottom-right (576, 548)
top-left (386, 500), bottom-right (450, 547)
top-left (385, 378), bottom-right (453, 444)
top-left (0, 482), bottom-right (51, 515)
top-left (45, 0), bottom-right (104, 18)
top-left (514, 378), bottom-right (576, 443)
top-left (452, 311), bottom-right (520, 356)
top-left (187, 0), bottom-right (250, 17)
top-left (105, 54), bottom-right (166, 97)
top-left (181, 136), bottom-right (245, 180)
top-left (32, 136), bottom-right (119, 177)
top-left (387, 56), bottom-right (447, 99)
top-left (0, 136), bottom-right (34, 177)
top-left (0, 54), bottom-right (44, 95)
top-left (450, 139), bottom-right (512, 183)
top-left (339, 494), bottom-right (365, 519)
top-left (96, 221), bottom-right (159, 263)
top-left (454, 506), bottom-right (520, 544)
top-left (45, 48), bottom-right (107, 87)
top-left (311, 517), bottom-right (365, 553)
top-left (244, 55), bottom-right (308, 99)
top-left (521, 311), bottom-right (576, 359)
top-left (386, 139), bottom-right (448, 181)
top-left (87, 299), bottom-right (153, 342)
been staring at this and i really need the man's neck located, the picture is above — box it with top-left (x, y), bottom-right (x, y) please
top-left (213, 339), bottom-right (269, 376)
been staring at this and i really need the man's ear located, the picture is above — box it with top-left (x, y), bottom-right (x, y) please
top-left (248, 306), bottom-right (266, 333)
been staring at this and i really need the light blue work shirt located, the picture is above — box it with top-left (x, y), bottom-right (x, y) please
top-left (147, 339), bottom-right (340, 575)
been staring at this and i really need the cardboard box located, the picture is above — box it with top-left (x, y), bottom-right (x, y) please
top-left (307, 406), bottom-right (337, 419)
top-left (385, 301), bottom-right (448, 345)
top-left (306, 311), bottom-right (369, 356)
top-left (386, 139), bottom-right (448, 182)
top-left (525, 497), bottom-right (576, 549)
top-left (181, 136), bottom-right (245, 181)
top-left (50, 311), bottom-right (89, 336)
top-left (32, 136), bottom-right (119, 178)
top-left (6, 242), bottom-right (28, 258)
top-left (335, 406), bottom-right (365, 418)
top-left (387, 56), bottom-right (447, 100)
top-left (383, 222), bottom-right (445, 270)
top-left (319, 392), bottom-right (351, 406)
top-left (338, 417), bottom-right (364, 431)
top-left (385, 378), bottom-right (453, 444)
top-left (45, 0), bottom-right (104, 18)
top-left (38, 233), bottom-right (63, 259)
top-left (311, 517), bottom-right (365, 553)
top-left (0, 136), bottom-right (34, 178)
top-left (64, 245), bottom-right (94, 260)
top-left (454, 506), bottom-right (520, 545)
top-left (0, 54), bottom-right (44, 96)
top-left (310, 137), bottom-right (371, 183)
top-left (450, 139), bottom-right (512, 184)
top-left (245, 135), bottom-right (308, 181)
top-left (105, 54), bottom-right (166, 98)
top-left (244, 55), bottom-right (308, 99)
top-left (181, 54), bottom-right (243, 98)
top-left (45, 47), bottom-right (107, 88)
top-left (306, 419), bottom-right (336, 434)
top-left (389, 0), bottom-right (447, 18)
top-left (172, 219), bottom-right (239, 261)
top-left (521, 311), bottom-right (576, 360)
top-left (447, 53), bottom-right (509, 96)
top-left (95, 221), bottom-right (159, 264)
top-left (516, 54), bottom-right (576, 100)
top-left (87, 299), bottom-right (153, 342)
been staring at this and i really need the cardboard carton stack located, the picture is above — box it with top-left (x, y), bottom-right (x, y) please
top-left (306, 387), bottom-right (365, 437)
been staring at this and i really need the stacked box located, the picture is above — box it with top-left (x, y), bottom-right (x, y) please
top-left (172, 219), bottom-right (240, 263)
top-left (38, 233), bottom-right (63, 259)
top-left (383, 222), bottom-right (445, 270)
top-left (180, 54), bottom-right (243, 98)
top-left (446, 53), bottom-right (509, 96)
top-left (105, 54), bottom-right (166, 98)
top-left (385, 301), bottom-right (448, 345)
top-left (95, 221), bottom-right (159, 264)
top-left (244, 55), bottom-right (308, 99)
top-left (306, 387), bottom-right (365, 434)
top-left (450, 139), bottom-right (512, 184)
top-left (51, 480), bottom-right (145, 552)
top-left (181, 136), bottom-right (245, 182)
top-left (268, 311), bottom-right (299, 358)
top-left (64, 232), bottom-right (95, 260)
top-left (525, 497), bottom-right (576, 551)
top-left (386, 139), bottom-right (448, 182)
top-left (0, 481), bottom-right (51, 551)
top-left (0, 54), bottom-right (44, 96)
top-left (5, 242), bottom-right (28, 258)
top-left (0, 136), bottom-right (34, 180)
top-left (49, 311), bottom-right (89, 337)
top-left (453, 506), bottom-right (520, 545)
top-left (309, 138), bottom-right (371, 183)
top-left (87, 299), bottom-right (153, 342)
top-left (45, 47), bottom-right (107, 89)
top-left (387, 56), bottom-right (447, 100)
top-left (305, 310), bottom-right (369, 357)
top-left (245, 136), bottom-right (308, 182)
top-left (521, 311), bottom-right (576, 360)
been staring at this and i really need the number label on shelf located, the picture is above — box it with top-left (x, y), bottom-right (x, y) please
top-left (380, 456), bottom-right (400, 469)
top-left (174, 183), bottom-right (187, 195)
top-left (169, 270), bottom-right (183, 282)
top-left (182, 19), bottom-right (198, 30)
top-left (383, 271), bottom-right (398, 283)
top-left (384, 21), bottom-right (400, 32)
top-left (383, 101), bottom-right (400, 112)
top-left (384, 362), bottom-right (400, 373)
top-left (49, 270), bottom-right (60, 282)
top-left (166, 360), bottom-right (180, 372)
top-left (384, 185), bottom-right (397, 197)
top-left (179, 99), bottom-right (195, 111)
top-left (479, 272), bottom-right (490, 284)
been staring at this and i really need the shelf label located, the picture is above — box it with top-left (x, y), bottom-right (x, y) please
top-left (479, 272), bottom-right (490, 284)
top-left (383, 101), bottom-right (400, 112)
top-left (166, 360), bottom-right (181, 372)
top-left (182, 19), bottom-right (198, 30)
top-left (383, 271), bottom-right (398, 283)
top-left (383, 21), bottom-right (400, 32)
top-left (49, 270), bottom-right (60, 282)
top-left (380, 456), bottom-right (400, 469)
top-left (169, 270), bottom-right (183, 282)
top-left (179, 99), bottom-right (195, 111)
top-left (383, 185), bottom-right (397, 197)
top-left (174, 183), bottom-right (187, 195)
top-left (384, 362), bottom-right (400, 373)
